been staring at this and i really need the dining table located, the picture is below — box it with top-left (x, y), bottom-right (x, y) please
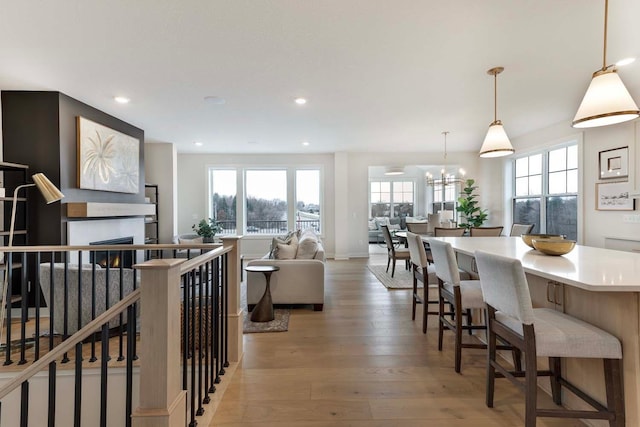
top-left (424, 236), bottom-right (640, 426)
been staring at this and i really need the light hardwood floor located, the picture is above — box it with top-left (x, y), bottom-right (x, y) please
top-left (210, 255), bottom-right (585, 426)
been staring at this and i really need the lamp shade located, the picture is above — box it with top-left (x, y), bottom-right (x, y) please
top-left (32, 173), bottom-right (64, 204)
top-left (572, 69), bottom-right (640, 128)
top-left (479, 122), bottom-right (514, 158)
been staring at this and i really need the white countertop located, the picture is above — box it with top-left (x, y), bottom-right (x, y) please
top-left (428, 236), bottom-right (640, 292)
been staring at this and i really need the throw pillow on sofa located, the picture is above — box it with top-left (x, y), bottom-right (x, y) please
top-left (269, 231), bottom-right (299, 259)
top-left (272, 233), bottom-right (299, 259)
top-left (296, 230), bottom-right (319, 259)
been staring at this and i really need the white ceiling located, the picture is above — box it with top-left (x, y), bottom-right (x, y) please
top-left (1, 0), bottom-right (639, 154)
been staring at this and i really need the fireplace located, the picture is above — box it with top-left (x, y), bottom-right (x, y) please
top-left (90, 236), bottom-right (135, 268)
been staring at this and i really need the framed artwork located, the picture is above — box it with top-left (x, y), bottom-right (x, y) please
top-left (77, 117), bottom-right (140, 193)
top-left (599, 146), bottom-right (628, 180)
top-left (596, 181), bottom-right (635, 211)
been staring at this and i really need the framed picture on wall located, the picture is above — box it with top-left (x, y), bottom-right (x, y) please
top-left (596, 181), bottom-right (635, 211)
top-left (599, 146), bottom-right (628, 180)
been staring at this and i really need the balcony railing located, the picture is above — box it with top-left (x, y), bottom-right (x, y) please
top-left (217, 219), bottom-right (320, 234)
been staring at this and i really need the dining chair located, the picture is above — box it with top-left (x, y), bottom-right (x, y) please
top-left (509, 223), bottom-right (534, 237)
top-left (381, 225), bottom-right (410, 277)
top-left (470, 226), bottom-right (504, 237)
top-left (474, 250), bottom-right (624, 427)
top-left (428, 238), bottom-right (487, 373)
top-left (426, 213), bottom-right (441, 234)
top-left (406, 232), bottom-right (438, 333)
top-left (425, 227), bottom-right (466, 264)
top-left (406, 222), bottom-right (429, 234)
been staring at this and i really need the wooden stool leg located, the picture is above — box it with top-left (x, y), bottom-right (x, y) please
top-left (549, 357), bottom-right (562, 405)
top-left (466, 309), bottom-right (473, 335)
top-left (524, 326), bottom-right (538, 427)
top-left (412, 273), bottom-right (417, 321)
top-left (422, 280), bottom-right (428, 334)
top-left (454, 291), bottom-right (463, 373)
top-left (604, 358), bottom-right (625, 427)
top-left (437, 287), bottom-right (444, 351)
top-left (486, 315), bottom-right (497, 408)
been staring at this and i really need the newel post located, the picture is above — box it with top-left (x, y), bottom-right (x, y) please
top-left (221, 236), bottom-right (243, 362)
top-left (131, 258), bottom-right (187, 427)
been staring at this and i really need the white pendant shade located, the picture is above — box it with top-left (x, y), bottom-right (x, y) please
top-left (573, 69), bottom-right (640, 128)
top-left (479, 122), bottom-right (514, 158)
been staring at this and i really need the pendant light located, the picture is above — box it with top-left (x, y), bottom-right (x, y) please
top-left (479, 67), bottom-right (515, 158)
top-left (572, 0), bottom-right (639, 128)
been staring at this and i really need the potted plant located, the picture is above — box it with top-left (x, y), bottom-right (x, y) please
top-left (192, 218), bottom-right (223, 242)
top-left (456, 179), bottom-right (488, 231)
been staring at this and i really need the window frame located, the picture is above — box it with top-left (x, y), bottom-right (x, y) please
top-left (369, 179), bottom-right (415, 218)
top-left (511, 140), bottom-right (580, 240)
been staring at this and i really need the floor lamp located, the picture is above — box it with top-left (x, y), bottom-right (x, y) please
top-left (0, 173), bottom-right (64, 345)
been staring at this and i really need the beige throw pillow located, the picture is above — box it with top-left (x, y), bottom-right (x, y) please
top-left (274, 241), bottom-right (298, 259)
top-left (296, 233), bottom-right (319, 259)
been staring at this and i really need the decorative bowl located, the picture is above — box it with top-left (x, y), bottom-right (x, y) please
top-left (531, 238), bottom-right (576, 256)
top-left (521, 234), bottom-right (565, 248)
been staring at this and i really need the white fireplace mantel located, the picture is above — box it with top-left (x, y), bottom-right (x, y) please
top-left (66, 202), bottom-right (155, 218)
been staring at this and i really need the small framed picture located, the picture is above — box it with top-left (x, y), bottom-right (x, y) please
top-left (599, 147), bottom-right (628, 179)
top-left (596, 181), bottom-right (635, 211)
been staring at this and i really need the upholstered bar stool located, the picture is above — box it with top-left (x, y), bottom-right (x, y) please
top-left (474, 250), bottom-right (624, 427)
top-left (406, 232), bottom-right (438, 333)
top-left (428, 239), bottom-right (487, 373)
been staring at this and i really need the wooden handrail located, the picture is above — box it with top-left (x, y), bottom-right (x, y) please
top-left (179, 245), bottom-right (232, 274)
top-left (0, 289), bottom-right (141, 400)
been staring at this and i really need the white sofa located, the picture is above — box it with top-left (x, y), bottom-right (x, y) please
top-left (39, 263), bottom-right (137, 335)
top-left (246, 229), bottom-right (325, 311)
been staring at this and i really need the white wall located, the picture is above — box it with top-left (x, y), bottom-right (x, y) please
top-left (144, 142), bottom-right (177, 243)
top-left (510, 119), bottom-right (640, 248)
top-left (176, 152), bottom-right (336, 258)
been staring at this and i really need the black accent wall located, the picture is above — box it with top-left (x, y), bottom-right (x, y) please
top-left (1, 91), bottom-right (145, 245)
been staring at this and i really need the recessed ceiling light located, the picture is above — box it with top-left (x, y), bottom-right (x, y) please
top-left (302, 141), bottom-right (310, 146)
top-left (193, 141), bottom-right (203, 146)
top-left (204, 96), bottom-right (226, 105)
top-left (616, 57), bottom-right (636, 67)
top-left (294, 97), bottom-right (307, 105)
top-left (114, 96), bottom-right (130, 104)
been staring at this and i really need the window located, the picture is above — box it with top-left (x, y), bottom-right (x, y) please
top-left (245, 170), bottom-right (287, 234)
top-left (210, 169), bottom-right (237, 234)
top-left (512, 144), bottom-right (578, 240)
top-left (370, 180), bottom-right (413, 218)
top-left (296, 170), bottom-right (321, 232)
top-left (208, 167), bottom-right (323, 235)
top-left (432, 180), bottom-right (457, 215)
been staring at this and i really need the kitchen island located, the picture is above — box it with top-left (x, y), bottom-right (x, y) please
top-left (430, 236), bottom-right (640, 427)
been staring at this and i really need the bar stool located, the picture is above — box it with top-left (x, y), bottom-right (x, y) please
top-left (474, 250), bottom-right (625, 427)
top-left (406, 232), bottom-right (438, 333)
top-left (428, 239), bottom-right (487, 373)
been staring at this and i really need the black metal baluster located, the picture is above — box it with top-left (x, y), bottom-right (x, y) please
top-left (35, 254), bottom-right (41, 360)
top-left (182, 274), bottom-right (189, 390)
top-left (117, 255), bottom-right (125, 361)
top-left (74, 342), bottom-right (83, 427)
top-left (214, 258), bottom-right (220, 385)
top-left (48, 361), bottom-right (57, 427)
top-left (20, 381), bottom-right (28, 427)
top-left (19, 251), bottom-right (28, 364)
top-left (223, 254), bottom-right (229, 370)
top-left (196, 264), bottom-right (204, 416)
top-left (4, 252), bottom-right (13, 366)
top-left (203, 260), bottom-right (211, 404)
top-left (100, 324), bottom-right (109, 427)
top-left (48, 256), bottom-right (55, 355)
top-left (132, 251), bottom-right (138, 361)
top-left (189, 269), bottom-right (197, 427)
top-left (125, 304), bottom-right (135, 427)
top-left (62, 256), bottom-right (70, 364)
top-left (90, 252), bottom-right (98, 363)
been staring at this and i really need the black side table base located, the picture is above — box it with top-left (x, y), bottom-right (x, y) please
top-left (246, 267), bottom-right (279, 322)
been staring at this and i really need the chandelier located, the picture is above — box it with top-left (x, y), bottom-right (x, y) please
top-left (426, 131), bottom-right (466, 186)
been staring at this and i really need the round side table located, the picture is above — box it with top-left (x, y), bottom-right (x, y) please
top-left (245, 265), bottom-right (280, 322)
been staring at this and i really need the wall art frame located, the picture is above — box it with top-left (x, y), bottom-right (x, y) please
top-left (596, 181), bottom-right (635, 211)
top-left (599, 146), bottom-right (628, 180)
top-left (77, 116), bottom-right (140, 194)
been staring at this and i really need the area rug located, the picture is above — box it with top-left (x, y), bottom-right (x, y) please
top-left (241, 281), bottom-right (290, 333)
top-left (367, 263), bottom-right (416, 289)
